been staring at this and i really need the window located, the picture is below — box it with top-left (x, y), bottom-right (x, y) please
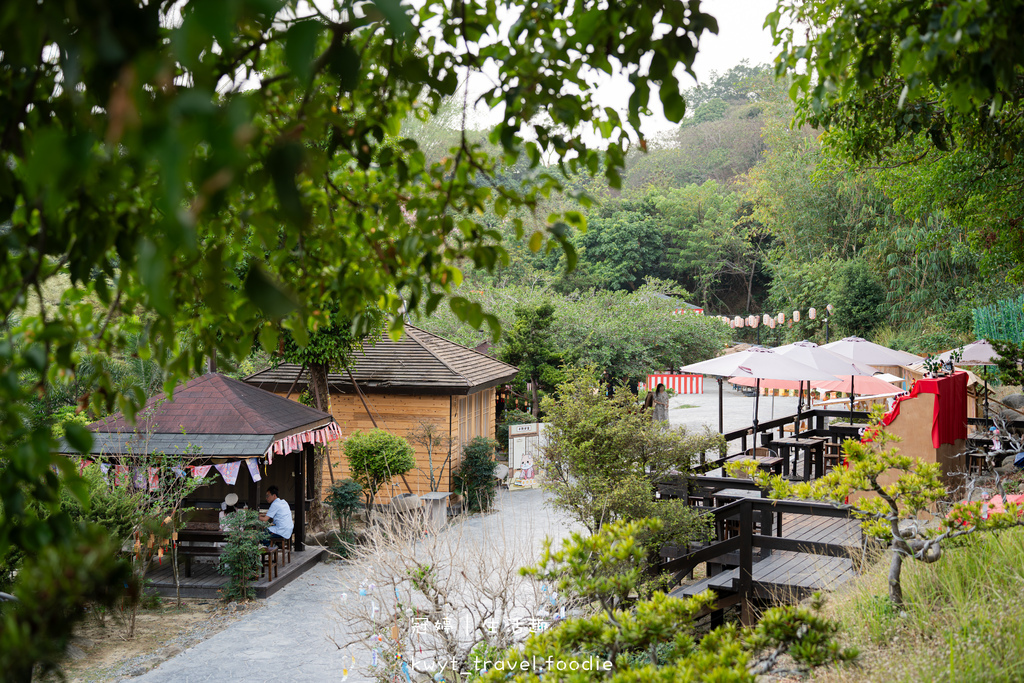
top-left (458, 390), bottom-right (491, 450)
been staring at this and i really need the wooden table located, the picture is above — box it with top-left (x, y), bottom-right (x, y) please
top-left (827, 421), bottom-right (863, 443)
top-left (770, 437), bottom-right (826, 480)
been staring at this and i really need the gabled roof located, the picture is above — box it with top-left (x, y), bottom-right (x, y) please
top-left (244, 325), bottom-right (519, 395)
top-left (84, 370), bottom-right (331, 450)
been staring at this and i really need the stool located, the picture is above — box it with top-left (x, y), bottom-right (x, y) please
top-left (269, 535), bottom-right (293, 564)
top-left (261, 547), bottom-right (282, 580)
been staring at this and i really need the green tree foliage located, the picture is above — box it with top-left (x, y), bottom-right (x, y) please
top-left (453, 437), bottom-right (499, 513)
top-left (830, 259), bottom-right (886, 339)
top-left (567, 198), bottom-right (665, 292)
top-left (420, 282), bottom-right (731, 384)
top-left (498, 303), bottom-right (562, 417)
top-left (343, 429), bottom-right (416, 513)
top-left (768, 0), bottom-right (1024, 282)
top-left (0, 0), bottom-right (724, 668)
top-left (540, 369), bottom-right (723, 539)
top-left (656, 182), bottom-right (766, 310)
top-left (480, 518), bottom-right (857, 682)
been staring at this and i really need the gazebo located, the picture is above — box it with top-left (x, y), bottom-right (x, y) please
top-left (72, 372), bottom-right (341, 550)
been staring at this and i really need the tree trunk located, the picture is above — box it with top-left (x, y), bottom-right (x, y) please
top-left (888, 547), bottom-right (904, 609)
top-left (531, 375), bottom-right (539, 418)
top-left (307, 363), bottom-right (330, 530)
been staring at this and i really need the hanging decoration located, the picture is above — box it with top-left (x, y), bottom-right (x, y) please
top-left (191, 464), bottom-right (212, 479)
top-left (264, 422), bottom-right (343, 464)
top-left (214, 461), bottom-right (241, 485)
top-left (246, 458), bottom-right (262, 483)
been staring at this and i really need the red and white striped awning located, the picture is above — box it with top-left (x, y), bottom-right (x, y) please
top-left (265, 422), bottom-right (343, 463)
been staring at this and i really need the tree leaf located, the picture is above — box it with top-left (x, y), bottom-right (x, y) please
top-left (244, 265), bottom-right (298, 319)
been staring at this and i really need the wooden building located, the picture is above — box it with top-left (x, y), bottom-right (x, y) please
top-left (244, 325), bottom-right (519, 501)
top-left (67, 372), bottom-right (340, 550)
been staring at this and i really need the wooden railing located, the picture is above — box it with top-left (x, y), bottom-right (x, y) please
top-left (654, 498), bottom-right (855, 625)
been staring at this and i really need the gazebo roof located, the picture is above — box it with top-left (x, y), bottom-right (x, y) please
top-left (72, 373), bottom-right (334, 458)
top-left (244, 324), bottom-right (519, 395)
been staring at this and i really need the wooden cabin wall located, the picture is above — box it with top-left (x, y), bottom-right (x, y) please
top-left (324, 393), bottom-right (454, 502)
top-left (272, 388), bottom-right (498, 504)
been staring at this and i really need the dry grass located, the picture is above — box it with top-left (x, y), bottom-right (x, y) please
top-left (809, 529), bottom-right (1024, 683)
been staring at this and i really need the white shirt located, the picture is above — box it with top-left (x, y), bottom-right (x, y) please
top-left (266, 497), bottom-right (293, 538)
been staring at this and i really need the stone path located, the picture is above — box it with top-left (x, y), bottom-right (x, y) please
top-left (135, 488), bottom-right (577, 683)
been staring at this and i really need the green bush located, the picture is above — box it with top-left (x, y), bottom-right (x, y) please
top-left (343, 429), bottom-right (416, 513)
top-left (217, 509), bottom-right (266, 602)
top-left (495, 407), bottom-right (535, 447)
top-left (453, 437), bottom-right (499, 513)
top-left (325, 478), bottom-right (363, 530)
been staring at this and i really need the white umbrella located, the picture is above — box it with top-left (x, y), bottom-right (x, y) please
top-left (821, 336), bottom-right (924, 366)
top-left (935, 339), bottom-right (1001, 417)
top-left (935, 339), bottom-right (1000, 365)
top-left (681, 347), bottom-right (836, 435)
top-left (779, 340), bottom-right (885, 421)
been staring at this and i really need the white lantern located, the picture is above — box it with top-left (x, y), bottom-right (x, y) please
top-left (734, 316), bottom-right (744, 328)
top-left (750, 315), bottom-right (759, 328)
top-left (808, 307), bottom-right (817, 320)
top-left (769, 318), bottom-right (776, 329)
top-left (762, 314), bottom-right (771, 326)
top-left (826, 304), bottom-right (834, 313)
top-left (793, 310), bottom-right (801, 322)
top-left (777, 312), bottom-right (785, 324)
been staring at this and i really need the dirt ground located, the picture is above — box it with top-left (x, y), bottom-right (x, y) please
top-left (54, 597), bottom-right (262, 682)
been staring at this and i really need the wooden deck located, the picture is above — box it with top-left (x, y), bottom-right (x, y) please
top-left (667, 506), bottom-right (863, 608)
top-left (146, 548), bottom-right (326, 599)
top-left (673, 511), bottom-right (860, 599)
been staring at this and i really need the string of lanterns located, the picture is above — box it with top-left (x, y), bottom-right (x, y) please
top-left (714, 304), bottom-right (834, 329)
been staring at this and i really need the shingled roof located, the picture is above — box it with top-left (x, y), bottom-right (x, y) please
top-left (244, 325), bottom-right (519, 395)
top-left (71, 373), bottom-right (334, 457)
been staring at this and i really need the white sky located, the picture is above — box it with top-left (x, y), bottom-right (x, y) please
top-left (458, 0), bottom-right (781, 141)
top-left (618, 0), bottom-right (781, 138)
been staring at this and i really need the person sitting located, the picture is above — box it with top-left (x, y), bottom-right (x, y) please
top-left (258, 485), bottom-right (293, 546)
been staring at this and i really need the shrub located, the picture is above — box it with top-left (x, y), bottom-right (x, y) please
top-left (454, 437), bottom-right (499, 512)
top-left (343, 429), bottom-right (416, 514)
top-left (217, 509), bottom-right (266, 602)
top-left (496, 407), bottom-right (535, 447)
top-left (325, 478), bottom-right (363, 531)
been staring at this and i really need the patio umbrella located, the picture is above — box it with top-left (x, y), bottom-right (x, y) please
top-left (822, 336), bottom-right (924, 421)
top-left (821, 336), bottom-right (924, 366)
top-left (681, 347), bottom-right (836, 436)
top-left (935, 340), bottom-right (1001, 418)
top-left (775, 341), bottom-right (877, 420)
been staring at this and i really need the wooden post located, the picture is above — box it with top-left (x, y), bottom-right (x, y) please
top-left (295, 443), bottom-right (307, 551)
top-left (739, 500), bottom-right (754, 627)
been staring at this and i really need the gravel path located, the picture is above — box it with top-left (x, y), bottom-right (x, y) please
top-left (134, 488), bottom-right (577, 683)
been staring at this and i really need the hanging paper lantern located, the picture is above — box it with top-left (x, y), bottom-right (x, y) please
top-left (777, 312), bottom-right (785, 324)
top-left (826, 303), bottom-right (834, 313)
top-left (769, 318), bottom-right (776, 329)
top-left (734, 316), bottom-right (744, 327)
top-left (750, 315), bottom-right (759, 328)
top-left (808, 307), bottom-right (817, 320)
top-left (793, 310), bottom-right (801, 322)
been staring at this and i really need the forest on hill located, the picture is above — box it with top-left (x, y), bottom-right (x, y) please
top-left (412, 63), bottom-right (1017, 357)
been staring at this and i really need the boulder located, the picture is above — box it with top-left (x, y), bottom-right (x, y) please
top-left (390, 493), bottom-right (422, 513)
top-left (1003, 394), bottom-right (1024, 409)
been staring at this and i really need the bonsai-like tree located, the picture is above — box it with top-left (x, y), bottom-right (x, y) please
top-left (343, 429), bottom-right (416, 516)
